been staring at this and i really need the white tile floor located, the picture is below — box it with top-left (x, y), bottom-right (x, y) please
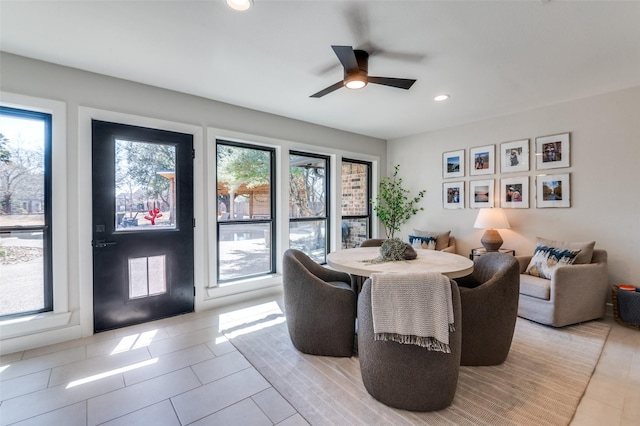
top-left (1, 295), bottom-right (638, 426)
top-left (0, 296), bottom-right (306, 426)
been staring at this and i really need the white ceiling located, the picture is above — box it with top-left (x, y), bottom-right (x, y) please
top-left (1, 0), bottom-right (639, 140)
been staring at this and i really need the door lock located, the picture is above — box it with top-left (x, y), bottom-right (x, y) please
top-left (92, 239), bottom-right (117, 248)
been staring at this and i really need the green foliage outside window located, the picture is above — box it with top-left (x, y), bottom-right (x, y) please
top-left (217, 145), bottom-right (270, 194)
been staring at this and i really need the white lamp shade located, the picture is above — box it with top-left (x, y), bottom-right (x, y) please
top-left (473, 208), bottom-right (510, 230)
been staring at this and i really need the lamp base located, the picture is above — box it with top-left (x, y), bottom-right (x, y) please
top-left (481, 229), bottom-right (503, 251)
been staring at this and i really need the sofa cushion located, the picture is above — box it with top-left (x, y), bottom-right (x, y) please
top-left (536, 237), bottom-right (595, 264)
top-left (525, 244), bottom-right (581, 279)
top-left (519, 273), bottom-right (551, 300)
top-left (413, 229), bottom-right (451, 251)
top-left (408, 235), bottom-right (437, 250)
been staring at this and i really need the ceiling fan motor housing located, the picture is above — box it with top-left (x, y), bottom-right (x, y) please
top-left (344, 50), bottom-right (369, 88)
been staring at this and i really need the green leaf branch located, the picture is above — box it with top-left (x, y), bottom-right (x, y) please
top-left (371, 164), bottom-right (426, 239)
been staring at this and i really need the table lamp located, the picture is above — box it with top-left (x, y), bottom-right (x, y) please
top-left (473, 208), bottom-right (510, 251)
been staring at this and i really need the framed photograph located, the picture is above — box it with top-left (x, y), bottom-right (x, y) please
top-left (536, 132), bottom-right (570, 170)
top-left (443, 181), bottom-right (465, 209)
top-left (500, 176), bottom-right (529, 208)
top-left (470, 145), bottom-right (495, 176)
top-left (469, 179), bottom-right (494, 208)
top-left (500, 139), bottom-right (529, 173)
top-left (536, 173), bottom-right (570, 208)
top-left (443, 149), bottom-right (465, 178)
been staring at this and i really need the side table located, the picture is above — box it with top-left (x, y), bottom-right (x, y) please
top-left (611, 284), bottom-right (640, 329)
top-left (469, 247), bottom-right (515, 260)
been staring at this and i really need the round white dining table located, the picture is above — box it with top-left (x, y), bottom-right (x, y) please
top-left (326, 246), bottom-right (474, 279)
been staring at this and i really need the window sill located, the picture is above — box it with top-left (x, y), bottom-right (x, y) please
top-left (207, 274), bottom-right (282, 299)
top-left (0, 311), bottom-right (72, 339)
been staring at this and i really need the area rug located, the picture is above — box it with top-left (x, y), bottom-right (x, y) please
top-left (224, 318), bottom-right (610, 426)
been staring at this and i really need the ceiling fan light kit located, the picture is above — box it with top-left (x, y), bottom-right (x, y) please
top-left (226, 0), bottom-right (252, 12)
top-left (310, 45), bottom-right (416, 98)
top-left (345, 78), bottom-right (367, 90)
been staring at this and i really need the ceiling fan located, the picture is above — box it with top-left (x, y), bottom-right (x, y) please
top-left (310, 45), bottom-right (417, 98)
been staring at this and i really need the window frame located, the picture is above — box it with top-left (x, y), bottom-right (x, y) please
top-left (340, 158), bottom-right (373, 248)
top-left (289, 150), bottom-right (330, 264)
top-left (0, 93), bottom-right (69, 346)
top-left (215, 139), bottom-right (276, 284)
top-left (0, 106), bottom-right (53, 317)
top-left (205, 127), bottom-right (380, 302)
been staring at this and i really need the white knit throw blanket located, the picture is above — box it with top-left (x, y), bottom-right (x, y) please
top-left (371, 272), bottom-right (454, 353)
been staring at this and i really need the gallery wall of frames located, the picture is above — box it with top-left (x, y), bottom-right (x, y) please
top-left (441, 132), bottom-right (571, 210)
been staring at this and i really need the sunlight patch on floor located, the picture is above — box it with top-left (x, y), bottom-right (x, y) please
top-left (223, 315), bottom-right (286, 339)
top-left (66, 358), bottom-right (158, 389)
top-left (110, 329), bottom-right (158, 355)
top-left (219, 300), bottom-right (285, 338)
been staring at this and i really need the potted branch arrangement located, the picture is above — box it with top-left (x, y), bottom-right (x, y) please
top-left (368, 164), bottom-right (426, 263)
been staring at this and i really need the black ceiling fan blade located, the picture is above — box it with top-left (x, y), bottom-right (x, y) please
top-left (313, 62), bottom-right (341, 76)
top-left (331, 45), bottom-right (359, 73)
top-left (343, 3), bottom-right (370, 48)
top-left (374, 49), bottom-right (427, 64)
top-left (368, 76), bottom-right (416, 90)
top-left (310, 81), bottom-right (345, 98)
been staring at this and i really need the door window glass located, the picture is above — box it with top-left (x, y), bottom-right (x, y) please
top-left (115, 139), bottom-right (176, 231)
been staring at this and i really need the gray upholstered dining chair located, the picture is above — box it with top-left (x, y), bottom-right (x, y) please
top-left (350, 239), bottom-right (386, 292)
top-left (359, 238), bottom-right (386, 248)
top-left (357, 275), bottom-right (462, 411)
top-left (282, 249), bottom-right (357, 357)
top-left (454, 252), bottom-right (520, 366)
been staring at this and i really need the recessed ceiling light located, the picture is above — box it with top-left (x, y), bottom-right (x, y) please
top-left (227, 0), bottom-right (253, 11)
top-left (434, 94), bottom-right (450, 102)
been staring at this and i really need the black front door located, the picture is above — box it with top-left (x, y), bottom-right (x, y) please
top-left (92, 120), bottom-right (194, 332)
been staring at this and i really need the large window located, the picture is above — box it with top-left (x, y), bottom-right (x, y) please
top-left (0, 106), bottom-right (52, 317)
top-left (341, 159), bottom-right (372, 248)
top-left (289, 152), bottom-right (329, 263)
top-left (216, 140), bottom-right (275, 283)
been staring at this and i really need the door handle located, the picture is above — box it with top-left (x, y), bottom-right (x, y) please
top-left (92, 239), bottom-right (117, 248)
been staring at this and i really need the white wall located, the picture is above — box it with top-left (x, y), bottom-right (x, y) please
top-left (0, 52), bottom-right (386, 353)
top-left (388, 86), bottom-right (640, 285)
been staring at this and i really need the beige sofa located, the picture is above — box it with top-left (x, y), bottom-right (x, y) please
top-left (361, 235), bottom-right (456, 253)
top-left (410, 229), bottom-right (456, 253)
top-left (441, 236), bottom-right (456, 253)
top-left (516, 249), bottom-right (608, 327)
